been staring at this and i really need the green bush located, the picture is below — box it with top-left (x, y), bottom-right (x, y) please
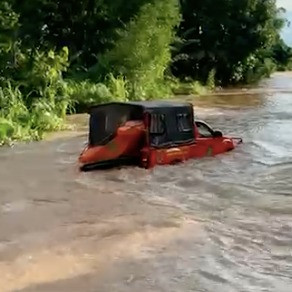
top-left (0, 47), bottom-right (71, 144)
top-left (97, 0), bottom-right (181, 100)
top-left (67, 80), bottom-right (113, 113)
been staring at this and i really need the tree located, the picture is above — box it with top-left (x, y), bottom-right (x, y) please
top-left (95, 0), bottom-right (181, 98)
top-left (271, 38), bottom-right (292, 70)
top-left (12, 0), bottom-right (151, 69)
top-left (172, 0), bottom-right (286, 85)
top-left (0, 1), bottom-right (19, 83)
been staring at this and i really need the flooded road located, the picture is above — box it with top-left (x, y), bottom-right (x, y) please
top-left (1, 72), bottom-right (292, 291)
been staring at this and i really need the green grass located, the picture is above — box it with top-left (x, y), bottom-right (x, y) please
top-left (0, 73), bottom-right (211, 146)
top-left (0, 82), bottom-right (69, 145)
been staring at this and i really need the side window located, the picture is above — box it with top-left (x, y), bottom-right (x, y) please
top-left (177, 113), bottom-right (192, 132)
top-left (149, 114), bottom-right (165, 134)
top-left (196, 121), bottom-right (213, 137)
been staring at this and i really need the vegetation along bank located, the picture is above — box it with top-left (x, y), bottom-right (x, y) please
top-left (0, 0), bottom-right (291, 144)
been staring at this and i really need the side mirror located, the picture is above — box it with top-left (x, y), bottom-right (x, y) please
top-left (213, 130), bottom-right (223, 138)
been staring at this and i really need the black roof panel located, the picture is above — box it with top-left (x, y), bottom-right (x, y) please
top-left (89, 100), bottom-right (193, 112)
top-left (127, 100), bottom-right (192, 108)
top-left (88, 100), bottom-right (195, 147)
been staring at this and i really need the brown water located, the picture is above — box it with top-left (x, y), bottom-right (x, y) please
top-left (1, 72), bottom-right (292, 292)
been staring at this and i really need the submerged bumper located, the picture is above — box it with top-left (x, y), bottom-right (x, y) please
top-left (231, 137), bottom-right (243, 146)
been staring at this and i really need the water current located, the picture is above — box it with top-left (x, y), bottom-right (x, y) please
top-left (0, 72), bottom-right (292, 291)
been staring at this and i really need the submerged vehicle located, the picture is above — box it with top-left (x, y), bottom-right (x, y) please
top-left (79, 101), bottom-right (242, 171)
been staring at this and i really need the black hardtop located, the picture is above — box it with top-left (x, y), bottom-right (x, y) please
top-left (126, 100), bottom-right (193, 109)
top-left (88, 101), bottom-right (195, 147)
top-left (89, 100), bottom-right (193, 113)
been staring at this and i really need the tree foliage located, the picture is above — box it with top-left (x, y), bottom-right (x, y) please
top-left (96, 0), bottom-right (181, 98)
top-left (12, 0), bottom-right (151, 69)
top-left (0, 0), bottom-right (291, 143)
top-left (3, 0), bottom-right (289, 86)
top-left (172, 0), bottom-right (287, 84)
top-left (271, 38), bottom-right (292, 70)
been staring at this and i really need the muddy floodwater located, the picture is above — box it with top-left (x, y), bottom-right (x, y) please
top-left (1, 72), bottom-right (292, 292)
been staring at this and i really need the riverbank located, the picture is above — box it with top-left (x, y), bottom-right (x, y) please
top-left (0, 76), bottom-right (212, 146)
top-left (1, 71), bottom-right (291, 146)
top-left (45, 71), bottom-right (292, 142)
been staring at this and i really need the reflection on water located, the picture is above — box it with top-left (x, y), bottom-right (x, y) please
top-left (0, 73), bottom-right (292, 291)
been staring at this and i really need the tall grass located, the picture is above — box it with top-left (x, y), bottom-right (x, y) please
top-left (0, 82), bottom-right (70, 145)
top-left (0, 47), bottom-right (71, 145)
